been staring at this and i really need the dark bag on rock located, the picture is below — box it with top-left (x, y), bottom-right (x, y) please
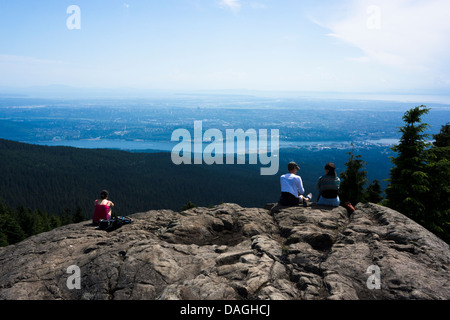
top-left (96, 216), bottom-right (132, 232)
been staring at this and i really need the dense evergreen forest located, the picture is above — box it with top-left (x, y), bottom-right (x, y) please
top-left (0, 138), bottom-right (282, 215)
top-left (0, 199), bottom-right (84, 247)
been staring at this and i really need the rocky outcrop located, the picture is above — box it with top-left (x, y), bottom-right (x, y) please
top-left (0, 202), bottom-right (448, 300)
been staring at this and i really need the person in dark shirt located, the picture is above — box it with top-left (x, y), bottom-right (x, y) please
top-left (316, 162), bottom-right (340, 207)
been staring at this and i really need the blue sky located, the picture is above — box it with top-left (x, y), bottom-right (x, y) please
top-left (1, 0), bottom-right (450, 96)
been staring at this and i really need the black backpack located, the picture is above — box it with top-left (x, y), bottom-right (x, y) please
top-left (96, 216), bottom-right (132, 232)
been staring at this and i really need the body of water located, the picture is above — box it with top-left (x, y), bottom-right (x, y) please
top-left (31, 138), bottom-right (399, 153)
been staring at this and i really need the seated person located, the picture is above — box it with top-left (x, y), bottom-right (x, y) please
top-left (316, 163), bottom-right (341, 207)
top-left (93, 190), bottom-right (114, 225)
top-left (279, 162), bottom-right (311, 206)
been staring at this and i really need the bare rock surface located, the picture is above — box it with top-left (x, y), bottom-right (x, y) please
top-left (0, 202), bottom-right (448, 300)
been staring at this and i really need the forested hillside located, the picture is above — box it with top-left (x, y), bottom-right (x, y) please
top-left (0, 138), bottom-right (282, 217)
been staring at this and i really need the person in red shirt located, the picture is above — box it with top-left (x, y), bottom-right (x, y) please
top-left (93, 190), bottom-right (114, 225)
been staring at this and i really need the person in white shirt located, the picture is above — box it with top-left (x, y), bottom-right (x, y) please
top-left (279, 162), bottom-right (311, 206)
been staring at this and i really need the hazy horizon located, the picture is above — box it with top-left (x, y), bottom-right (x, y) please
top-left (2, 84), bottom-right (450, 106)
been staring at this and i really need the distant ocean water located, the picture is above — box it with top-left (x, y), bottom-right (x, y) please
top-left (32, 138), bottom-right (399, 153)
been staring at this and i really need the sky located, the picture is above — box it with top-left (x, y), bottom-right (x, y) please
top-left (1, 0), bottom-right (450, 96)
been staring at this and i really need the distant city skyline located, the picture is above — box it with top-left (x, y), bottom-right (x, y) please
top-left (1, 0), bottom-right (450, 97)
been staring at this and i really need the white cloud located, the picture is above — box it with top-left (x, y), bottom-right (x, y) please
top-left (313, 0), bottom-right (450, 76)
top-left (218, 0), bottom-right (241, 12)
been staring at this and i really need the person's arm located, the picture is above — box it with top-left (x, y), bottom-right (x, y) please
top-left (297, 176), bottom-right (305, 196)
top-left (316, 177), bottom-right (322, 198)
top-left (107, 201), bottom-right (114, 218)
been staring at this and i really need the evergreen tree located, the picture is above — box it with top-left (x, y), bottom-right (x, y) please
top-left (72, 206), bottom-right (86, 223)
top-left (0, 197), bottom-right (85, 247)
top-left (181, 200), bottom-right (197, 211)
top-left (0, 232), bottom-right (8, 247)
top-left (60, 208), bottom-right (72, 225)
top-left (0, 199), bottom-right (10, 217)
top-left (15, 205), bottom-right (33, 237)
top-left (425, 123), bottom-right (450, 242)
top-left (433, 123), bottom-right (450, 147)
top-left (365, 179), bottom-right (383, 204)
top-left (385, 106), bottom-right (431, 223)
top-left (50, 215), bottom-right (62, 229)
top-left (339, 147), bottom-right (368, 205)
top-left (31, 209), bottom-right (47, 236)
top-left (0, 213), bottom-right (26, 245)
top-left (1, 200), bottom-right (26, 246)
